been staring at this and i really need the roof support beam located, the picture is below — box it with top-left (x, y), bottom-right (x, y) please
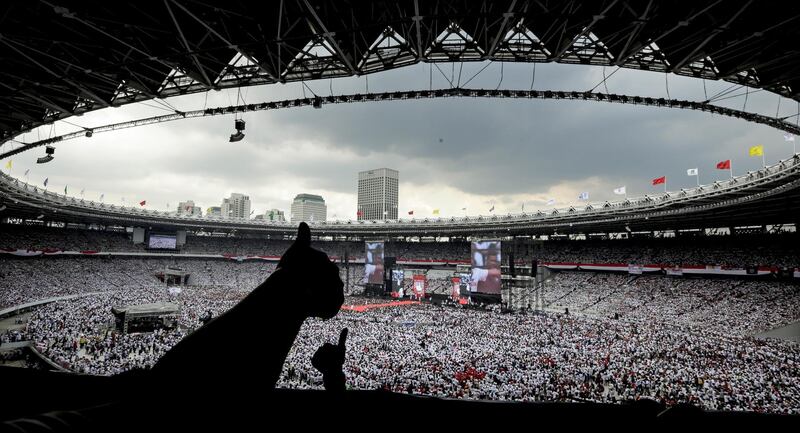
top-left (486, 0), bottom-right (518, 57)
top-left (615, 0), bottom-right (722, 66)
top-left (553, 0), bottom-right (619, 60)
top-left (668, 0), bottom-right (753, 72)
top-left (167, 0), bottom-right (278, 82)
top-left (0, 37), bottom-right (111, 107)
top-left (301, 0), bottom-right (357, 74)
top-left (613, 0), bottom-right (654, 66)
top-left (163, 0), bottom-right (214, 88)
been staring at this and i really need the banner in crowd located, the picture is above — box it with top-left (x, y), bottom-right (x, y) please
top-left (451, 277), bottom-right (460, 301)
top-left (628, 264), bottom-right (643, 275)
top-left (412, 274), bottom-right (426, 298)
top-left (666, 267), bottom-right (683, 276)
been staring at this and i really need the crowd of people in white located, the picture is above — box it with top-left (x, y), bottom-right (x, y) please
top-left (540, 272), bottom-right (800, 335)
top-left (1, 256), bottom-right (798, 414)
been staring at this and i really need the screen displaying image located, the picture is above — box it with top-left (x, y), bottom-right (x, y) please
top-left (365, 241), bottom-right (385, 284)
top-left (392, 269), bottom-right (404, 294)
top-left (470, 240), bottom-right (501, 294)
top-left (148, 234), bottom-right (177, 249)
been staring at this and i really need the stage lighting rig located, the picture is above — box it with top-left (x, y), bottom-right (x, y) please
top-left (229, 119), bottom-right (246, 142)
top-left (36, 145), bottom-right (55, 164)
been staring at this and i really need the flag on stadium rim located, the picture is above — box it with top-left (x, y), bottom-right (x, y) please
top-left (652, 176), bottom-right (666, 185)
top-left (489, 205), bottom-right (495, 212)
top-left (356, 210), bottom-right (363, 217)
top-left (578, 192), bottom-right (589, 200)
top-left (749, 144), bottom-right (763, 156)
top-left (546, 198), bottom-right (555, 206)
top-left (613, 186), bottom-right (626, 195)
top-left (716, 160), bottom-right (731, 170)
top-left (24, 169), bottom-right (29, 176)
top-left (100, 193), bottom-right (104, 201)
top-left (408, 210), bottom-right (414, 215)
top-left (139, 200), bottom-right (146, 206)
top-left (433, 209), bottom-right (440, 215)
top-left (461, 207), bottom-right (466, 211)
top-left (43, 177), bottom-right (48, 187)
top-left (79, 188), bottom-right (84, 196)
top-left (64, 185), bottom-right (68, 195)
top-left (4, 159), bottom-right (11, 170)
top-left (784, 134), bottom-right (795, 142)
top-left (686, 168), bottom-right (698, 176)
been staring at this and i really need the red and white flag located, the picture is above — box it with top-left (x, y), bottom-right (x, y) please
top-left (716, 159), bottom-right (731, 170)
top-left (651, 176), bottom-right (666, 186)
top-left (139, 200), bottom-right (146, 206)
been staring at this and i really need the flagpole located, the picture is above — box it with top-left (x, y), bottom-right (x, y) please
top-left (729, 160), bottom-right (733, 179)
top-left (762, 150), bottom-right (766, 168)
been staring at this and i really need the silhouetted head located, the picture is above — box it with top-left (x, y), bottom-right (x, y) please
top-left (278, 222), bottom-right (344, 319)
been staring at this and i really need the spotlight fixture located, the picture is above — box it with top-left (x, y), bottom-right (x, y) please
top-left (85, 129), bottom-right (93, 137)
top-left (36, 145), bottom-right (55, 164)
top-left (229, 119), bottom-right (246, 142)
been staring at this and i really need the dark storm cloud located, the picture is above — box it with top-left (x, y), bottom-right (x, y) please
top-left (8, 61), bottom-right (795, 216)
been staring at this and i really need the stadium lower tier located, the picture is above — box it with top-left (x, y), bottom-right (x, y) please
top-left (1, 257), bottom-right (798, 414)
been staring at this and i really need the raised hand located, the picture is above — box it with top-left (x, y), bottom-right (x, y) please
top-left (311, 328), bottom-right (348, 392)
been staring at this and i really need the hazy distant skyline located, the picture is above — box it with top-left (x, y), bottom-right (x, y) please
top-left (1, 61), bottom-right (796, 220)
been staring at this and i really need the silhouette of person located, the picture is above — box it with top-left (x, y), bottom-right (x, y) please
top-left (150, 222), bottom-right (345, 393)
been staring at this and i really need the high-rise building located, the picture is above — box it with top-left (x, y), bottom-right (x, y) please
top-left (221, 193), bottom-right (251, 219)
top-left (290, 194), bottom-right (326, 223)
top-left (254, 208), bottom-right (286, 222)
top-left (176, 200), bottom-right (202, 217)
top-left (357, 168), bottom-right (398, 220)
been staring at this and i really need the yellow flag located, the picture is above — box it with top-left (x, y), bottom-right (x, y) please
top-left (749, 145), bottom-right (763, 156)
top-left (4, 159), bottom-right (11, 170)
top-left (432, 209), bottom-right (440, 215)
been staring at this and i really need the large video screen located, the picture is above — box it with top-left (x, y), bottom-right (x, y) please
top-left (148, 234), bottom-right (177, 249)
top-left (365, 241), bottom-right (385, 284)
top-left (470, 240), bottom-right (502, 294)
top-left (392, 270), bottom-right (404, 296)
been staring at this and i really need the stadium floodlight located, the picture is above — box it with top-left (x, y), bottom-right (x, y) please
top-left (36, 145), bottom-right (55, 164)
top-left (229, 119), bottom-right (246, 142)
top-left (229, 131), bottom-right (244, 142)
top-left (85, 130), bottom-right (93, 137)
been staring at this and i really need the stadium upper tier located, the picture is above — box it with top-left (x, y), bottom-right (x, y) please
top-left (1, 0), bottom-right (798, 141)
top-left (1, 226), bottom-right (798, 268)
top-left (2, 156), bottom-right (800, 236)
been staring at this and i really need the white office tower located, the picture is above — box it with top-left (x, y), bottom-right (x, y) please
top-left (290, 194), bottom-right (327, 223)
top-left (176, 200), bottom-right (202, 216)
top-left (357, 168), bottom-right (398, 220)
top-left (221, 193), bottom-right (251, 219)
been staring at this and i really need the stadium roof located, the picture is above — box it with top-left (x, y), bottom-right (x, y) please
top-left (1, 0), bottom-right (799, 143)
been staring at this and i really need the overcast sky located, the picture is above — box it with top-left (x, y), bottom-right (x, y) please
top-left (2, 61), bottom-right (797, 220)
